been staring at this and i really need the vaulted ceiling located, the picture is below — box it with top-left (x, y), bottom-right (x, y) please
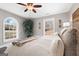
top-left (0, 3), bottom-right (73, 18)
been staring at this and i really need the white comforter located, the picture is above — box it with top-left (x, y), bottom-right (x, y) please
top-left (5, 33), bottom-right (64, 56)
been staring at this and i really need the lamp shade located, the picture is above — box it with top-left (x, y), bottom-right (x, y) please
top-left (63, 22), bottom-right (70, 27)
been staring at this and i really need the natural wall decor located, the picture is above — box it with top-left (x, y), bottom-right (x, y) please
top-left (59, 19), bottom-right (62, 28)
top-left (45, 21), bottom-right (53, 36)
top-left (23, 19), bottom-right (34, 37)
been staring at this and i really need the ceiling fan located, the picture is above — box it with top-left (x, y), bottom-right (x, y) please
top-left (17, 3), bottom-right (42, 13)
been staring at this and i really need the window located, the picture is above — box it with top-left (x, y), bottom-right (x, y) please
top-left (3, 17), bottom-right (18, 42)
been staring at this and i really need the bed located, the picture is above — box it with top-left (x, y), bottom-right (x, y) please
top-left (4, 33), bottom-right (64, 56)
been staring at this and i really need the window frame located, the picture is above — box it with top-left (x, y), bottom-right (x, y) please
top-left (3, 17), bottom-right (19, 42)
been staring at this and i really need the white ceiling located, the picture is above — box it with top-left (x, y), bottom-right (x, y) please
top-left (0, 3), bottom-right (73, 18)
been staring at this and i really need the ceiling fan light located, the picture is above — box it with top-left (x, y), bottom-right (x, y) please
top-left (27, 6), bottom-right (33, 11)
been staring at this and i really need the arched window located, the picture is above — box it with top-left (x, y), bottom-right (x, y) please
top-left (3, 17), bottom-right (18, 42)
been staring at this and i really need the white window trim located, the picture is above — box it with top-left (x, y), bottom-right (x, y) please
top-left (3, 17), bottom-right (19, 43)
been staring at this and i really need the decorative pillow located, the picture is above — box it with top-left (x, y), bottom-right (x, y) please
top-left (12, 37), bottom-right (36, 47)
top-left (50, 32), bottom-right (64, 56)
top-left (0, 47), bottom-right (7, 54)
top-left (0, 47), bottom-right (8, 56)
top-left (60, 28), bottom-right (68, 36)
top-left (61, 28), bottom-right (77, 56)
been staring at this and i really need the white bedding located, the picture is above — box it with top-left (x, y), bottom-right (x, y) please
top-left (5, 33), bottom-right (64, 56)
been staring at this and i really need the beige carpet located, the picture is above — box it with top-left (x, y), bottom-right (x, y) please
top-left (5, 33), bottom-right (64, 56)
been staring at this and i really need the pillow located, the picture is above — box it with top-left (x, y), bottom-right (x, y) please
top-left (60, 28), bottom-right (68, 36)
top-left (0, 47), bottom-right (8, 56)
top-left (12, 37), bottom-right (36, 47)
top-left (0, 47), bottom-right (7, 54)
top-left (62, 28), bottom-right (77, 56)
top-left (50, 32), bottom-right (64, 56)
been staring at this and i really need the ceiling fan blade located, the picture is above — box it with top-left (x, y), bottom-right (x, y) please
top-left (17, 3), bottom-right (26, 6)
top-left (33, 5), bottom-right (42, 8)
top-left (32, 9), bottom-right (36, 13)
top-left (24, 9), bottom-right (28, 12)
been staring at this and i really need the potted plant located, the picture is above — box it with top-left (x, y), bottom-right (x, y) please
top-left (23, 19), bottom-right (34, 37)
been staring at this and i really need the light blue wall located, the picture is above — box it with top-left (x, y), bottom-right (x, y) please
top-left (0, 9), bottom-right (26, 45)
top-left (33, 12), bottom-right (70, 36)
